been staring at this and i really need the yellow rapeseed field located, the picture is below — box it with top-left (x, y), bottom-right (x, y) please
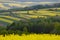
top-left (0, 34), bottom-right (60, 40)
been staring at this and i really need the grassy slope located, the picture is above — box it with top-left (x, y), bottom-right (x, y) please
top-left (0, 8), bottom-right (60, 27)
top-left (0, 12), bottom-right (20, 27)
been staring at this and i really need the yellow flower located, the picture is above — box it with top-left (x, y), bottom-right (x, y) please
top-left (0, 34), bottom-right (60, 40)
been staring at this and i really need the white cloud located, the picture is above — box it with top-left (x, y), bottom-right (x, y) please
top-left (9, 3), bottom-right (28, 7)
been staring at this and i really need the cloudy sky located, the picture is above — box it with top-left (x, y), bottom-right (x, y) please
top-left (0, 0), bottom-right (60, 9)
top-left (0, 0), bottom-right (60, 2)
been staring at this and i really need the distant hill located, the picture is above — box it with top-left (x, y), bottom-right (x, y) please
top-left (23, 3), bottom-right (60, 10)
top-left (0, 3), bottom-right (60, 11)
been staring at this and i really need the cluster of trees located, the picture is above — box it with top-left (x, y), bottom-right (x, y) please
top-left (0, 16), bottom-right (60, 35)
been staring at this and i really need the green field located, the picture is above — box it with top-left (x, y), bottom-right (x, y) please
top-left (0, 8), bottom-right (60, 27)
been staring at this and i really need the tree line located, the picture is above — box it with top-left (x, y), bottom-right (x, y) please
top-left (0, 16), bottom-right (60, 35)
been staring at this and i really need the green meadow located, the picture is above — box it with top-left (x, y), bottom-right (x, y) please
top-left (0, 8), bottom-right (60, 27)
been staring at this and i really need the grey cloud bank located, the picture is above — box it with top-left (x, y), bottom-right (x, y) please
top-left (0, 0), bottom-right (60, 2)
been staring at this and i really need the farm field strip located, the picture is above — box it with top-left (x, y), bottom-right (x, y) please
top-left (0, 15), bottom-right (20, 22)
top-left (0, 15), bottom-right (20, 26)
top-left (0, 18), bottom-right (13, 23)
top-left (0, 16), bottom-right (20, 20)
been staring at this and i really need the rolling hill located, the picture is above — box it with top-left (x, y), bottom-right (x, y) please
top-left (0, 2), bottom-right (60, 27)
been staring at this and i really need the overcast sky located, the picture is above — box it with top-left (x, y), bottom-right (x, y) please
top-left (0, 0), bottom-right (60, 2)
